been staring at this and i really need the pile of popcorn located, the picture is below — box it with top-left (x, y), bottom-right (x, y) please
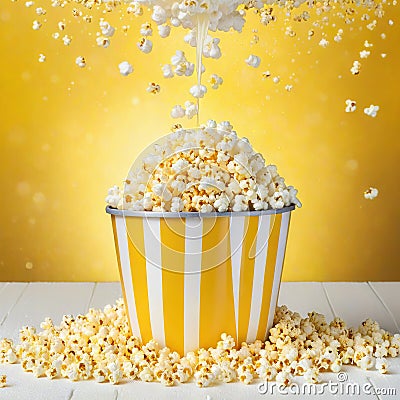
top-left (1, 302), bottom-right (398, 387)
top-left (106, 120), bottom-right (301, 212)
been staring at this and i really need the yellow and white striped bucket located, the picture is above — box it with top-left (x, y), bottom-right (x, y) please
top-left (107, 205), bottom-right (294, 355)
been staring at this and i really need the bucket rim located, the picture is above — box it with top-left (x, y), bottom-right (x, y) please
top-left (105, 204), bottom-right (295, 218)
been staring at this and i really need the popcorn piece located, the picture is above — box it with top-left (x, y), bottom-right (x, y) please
top-left (345, 99), bottom-right (356, 112)
top-left (58, 21), bottom-right (65, 31)
top-left (171, 105), bottom-right (185, 119)
top-left (158, 24), bottom-right (171, 38)
top-left (0, 375), bottom-right (6, 388)
top-left (245, 54), bottom-right (261, 68)
top-left (189, 84), bottom-right (207, 99)
top-left (364, 187), bottom-right (379, 200)
top-left (162, 64), bottom-right (174, 78)
top-left (119, 61), bottom-right (134, 76)
top-left (96, 36), bottom-right (110, 48)
top-left (38, 53), bottom-right (46, 63)
top-left (272, 76), bottom-right (280, 84)
top-left (147, 82), bottom-right (161, 94)
top-left (209, 74), bottom-right (223, 89)
top-left (381, 53), bottom-right (387, 58)
top-left (319, 38), bottom-right (329, 47)
top-left (75, 56), bottom-right (86, 68)
top-left (35, 7), bottom-right (46, 15)
top-left (360, 50), bottom-right (370, 58)
top-left (351, 60), bottom-right (361, 75)
top-left (376, 358), bottom-right (388, 374)
top-left (25, 1), bottom-right (34, 7)
top-left (364, 104), bottom-right (379, 117)
top-left (364, 40), bottom-right (373, 47)
top-left (62, 35), bottom-right (72, 46)
top-left (184, 101), bottom-right (198, 119)
top-left (140, 22), bottom-right (153, 36)
top-left (100, 20), bottom-right (115, 37)
top-left (137, 38), bottom-right (153, 54)
top-left (32, 20), bottom-right (41, 30)
top-left (126, 2), bottom-right (142, 16)
top-left (285, 84), bottom-right (293, 92)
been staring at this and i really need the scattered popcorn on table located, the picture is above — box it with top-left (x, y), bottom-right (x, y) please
top-left (75, 56), bottom-right (86, 68)
top-left (364, 187), bottom-right (379, 199)
top-left (1, 303), bottom-right (399, 387)
top-left (245, 54), bottom-right (261, 68)
top-left (118, 61), bottom-right (133, 76)
top-left (345, 99), bottom-right (356, 112)
top-left (364, 104), bottom-right (379, 117)
top-left (209, 74), bottom-right (223, 89)
top-left (146, 82), bottom-right (161, 94)
top-left (0, 375), bottom-right (6, 388)
top-left (38, 53), bottom-right (46, 63)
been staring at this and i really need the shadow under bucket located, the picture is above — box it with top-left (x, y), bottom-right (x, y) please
top-left (107, 205), bottom-right (294, 355)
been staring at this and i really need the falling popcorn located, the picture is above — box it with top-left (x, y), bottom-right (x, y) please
top-left (75, 56), bottom-right (86, 68)
top-left (245, 54), bottom-right (261, 68)
top-left (345, 99), bottom-right (356, 112)
top-left (146, 82), bottom-right (161, 94)
top-left (350, 60), bottom-right (361, 75)
top-left (96, 36), bottom-right (110, 48)
top-left (170, 105), bottom-right (185, 118)
top-left (35, 7), bottom-right (46, 15)
top-left (118, 61), bottom-right (134, 76)
top-left (285, 84), bottom-right (293, 92)
top-left (184, 101), bottom-right (198, 119)
top-left (32, 20), bottom-right (41, 30)
top-left (99, 20), bottom-right (115, 37)
top-left (38, 53), bottom-right (46, 63)
top-left (189, 84), bottom-right (207, 99)
top-left (319, 38), bottom-right (329, 48)
top-left (158, 24), bottom-right (171, 38)
top-left (364, 104), bottom-right (379, 117)
top-left (140, 22), bottom-right (153, 36)
top-left (25, 1), bottom-right (34, 7)
top-left (137, 38), bottom-right (153, 54)
top-left (58, 21), bottom-right (65, 31)
top-left (209, 74), bottom-right (223, 89)
top-left (359, 50), bottom-right (370, 59)
top-left (364, 187), bottom-right (379, 199)
top-left (62, 35), bottom-right (71, 46)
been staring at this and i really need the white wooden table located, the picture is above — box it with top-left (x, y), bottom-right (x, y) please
top-left (0, 282), bottom-right (399, 399)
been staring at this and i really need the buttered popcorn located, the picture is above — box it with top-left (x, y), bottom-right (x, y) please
top-left (0, 303), bottom-right (399, 387)
top-left (106, 120), bottom-right (301, 212)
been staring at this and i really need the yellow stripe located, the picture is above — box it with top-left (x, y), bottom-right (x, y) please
top-left (125, 217), bottom-right (153, 343)
top-left (256, 214), bottom-right (282, 340)
top-left (160, 218), bottom-right (185, 355)
top-left (238, 216), bottom-right (259, 344)
top-left (111, 215), bottom-right (132, 334)
top-left (200, 217), bottom-right (236, 349)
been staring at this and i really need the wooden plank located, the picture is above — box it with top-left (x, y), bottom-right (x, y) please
top-left (0, 283), bottom-right (28, 330)
top-left (322, 283), bottom-right (398, 333)
top-left (0, 283), bottom-right (94, 342)
top-left (89, 282), bottom-right (122, 310)
top-left (369, 282), bottom-right (400, 333)
top-left (278, 282), bottom-right (334, 320)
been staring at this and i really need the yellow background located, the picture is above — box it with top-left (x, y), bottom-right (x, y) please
top-left (0, 2), bottom-right (399, 281)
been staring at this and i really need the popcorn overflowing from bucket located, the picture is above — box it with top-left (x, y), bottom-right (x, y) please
top-left (0, 301), bottom-right (398, 387)
top-left (105, 120), bottom-right (301, 212)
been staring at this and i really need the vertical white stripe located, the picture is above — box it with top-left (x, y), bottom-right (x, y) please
top-left (246, 215), bottom-right (271, 343)
top-left (229, 216), bottom-right (246, 341)
top-left (184, 217), bottom-right (203, 354)
top-left (265, 212), bottom-right (291, 339)
top-left (115, 216), bottom-right (141, 341)
top-left (143, 218), bottom-right (165, 347)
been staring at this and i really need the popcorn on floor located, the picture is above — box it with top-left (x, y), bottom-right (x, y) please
top-left (0, 302), bottom-right (398, 387)
top-left (0, 375), bottom-right (6, 388)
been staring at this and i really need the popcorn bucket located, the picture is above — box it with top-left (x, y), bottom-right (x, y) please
top-left (106, 205), bottom-right (294, 355)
